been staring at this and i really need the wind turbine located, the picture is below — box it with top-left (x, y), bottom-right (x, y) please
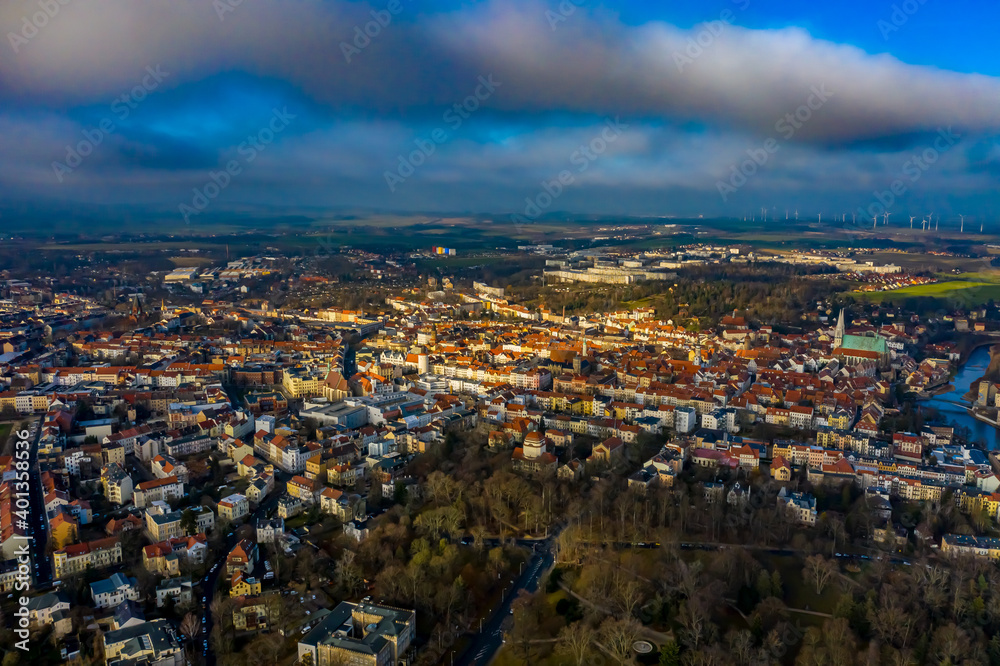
top-left (960, 214), bottom-right (965, 233)
top-left (909, 216), bottom-right (915, 229)
top-left (981, 220), bottom-right (984, 233)
top-left (795, 210), bottom-right (799, 221)
top-left (922, 219), bottom-right (927, 231)
top-left (885, 212), bottom-right (891, 226)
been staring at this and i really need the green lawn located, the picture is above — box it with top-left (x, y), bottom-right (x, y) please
top-left (861, 280), bottom-right (1000, 305)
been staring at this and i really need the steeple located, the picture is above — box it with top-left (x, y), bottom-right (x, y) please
top-left (834, 309), bottom-right (846, 348)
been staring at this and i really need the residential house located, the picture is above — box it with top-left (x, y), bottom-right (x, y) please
top-left (142, 534), bottom-right (209, 575)
top-left (218, 493), bottom-right (249, 522)
top-left (588, 436), bottom-right (625, 464)
top-left (229, 570), bottom-right (262, 598)
top-left (26, 591), bottom-right (70, 627)
top-left (155, 576), bottom-right (194, 608)
top-left (101, 463), bottom-right (134, 505)
top-left (319, 488), bottom-right (366, 522)
top-left (777, 487), bottom-right (817, 525)
top-left (90, 573), bottom-right (140, 609)
top-left (133, 476), bottom-right (184, 508)
top-left (226, 539), bottom-right (258, 575)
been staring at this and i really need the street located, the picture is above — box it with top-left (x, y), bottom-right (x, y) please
top-left (454, 535), bottom-right (556, 666)
top-left (200, 472), bottom-right (286, 665)
top-left (23, 417), bottom-right (52, 589)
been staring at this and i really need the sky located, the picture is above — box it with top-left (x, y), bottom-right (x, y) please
top-left (1, 0), bottom-right (998, 228)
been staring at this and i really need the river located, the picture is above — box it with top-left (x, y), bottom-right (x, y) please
top-left (922, 345), bottom-right (1000, 449)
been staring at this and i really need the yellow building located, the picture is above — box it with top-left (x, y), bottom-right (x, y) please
top-left (281, 367), bottom-right (323, 398)
top-left (941, 534), bottom-right (1000, 560)
top-left (771, 455), bottom-right (792, 482)
top-left (233, 597), bottom-right (269, 631)
top-left (229, 570), bottom-right (262, 598)
top-left (102, 444), bottom-right (126, 467)
top-left (53, 537), bottom-right (122, 578)
top-left (218, 493), bottom-right (249, 522)
top-left (305, 456), bottom-right (328, 481)
top-left (957, 490), bottom-right (1000, 521)
top-left (49, 513), bottom-right (79, 549)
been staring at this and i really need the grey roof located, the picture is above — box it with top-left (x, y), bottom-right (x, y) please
top-left (113, 600), bottom-right (145, 627)
top-left (91, 572), bottom-right (135, 597)
top-left (26, 591), bottom-right (69, 611)
top-left (299, 601), bottom-right (413, 658)
top-left (104, 619), bottom-right (180, 657)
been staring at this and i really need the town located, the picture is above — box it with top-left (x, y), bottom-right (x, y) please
top-left (1, 228), bottom-right (1000, 666)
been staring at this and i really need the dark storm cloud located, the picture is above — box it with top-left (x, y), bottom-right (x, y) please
top-left (3, 0), bottom-right (1000, 143)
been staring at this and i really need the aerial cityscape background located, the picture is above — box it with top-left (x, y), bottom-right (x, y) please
top-left (2, 2), bottom-right (1000, 666)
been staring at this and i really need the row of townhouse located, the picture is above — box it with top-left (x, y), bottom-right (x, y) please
top-left (764, 405), bottom-right (815, 429)
top-left (53, 536), bottom-right (123, 578)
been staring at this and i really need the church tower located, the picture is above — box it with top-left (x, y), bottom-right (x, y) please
top-left (834, 309), bottom-right (845, 348)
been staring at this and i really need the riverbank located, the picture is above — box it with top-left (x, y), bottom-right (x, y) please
top-left (920, 345), bottom-right (1000, 450)
top-left (956, 335), bottom-right (1000, 365)
top-left (959, 343), bottom-right (1000, 402)
top-left (969, 407), bottom-right (1000, 428)
top-left (915, 382), bottom-right (954, 399)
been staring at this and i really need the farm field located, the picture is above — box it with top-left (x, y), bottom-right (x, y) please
top-left (861, 279), bottom-right (1000, 305)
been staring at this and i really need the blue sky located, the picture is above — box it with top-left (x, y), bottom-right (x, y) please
top-left (0, 0), bottom-right (997, 227)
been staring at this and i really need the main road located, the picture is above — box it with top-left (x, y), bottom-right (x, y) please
top-left (454, 533), bottom-right (558, 666)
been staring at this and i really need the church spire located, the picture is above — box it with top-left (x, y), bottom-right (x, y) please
top-left (834, 309), bottom-right (845, 348)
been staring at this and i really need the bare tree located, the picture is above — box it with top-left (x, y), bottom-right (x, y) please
top-left (600, 616), bottom-right (641, 665)
top-left (557, 620), bottom-right (595, 666)
top-left (726, 629), bottom-right (755, 666)
top-left (677, 600), bottom-right (710, 651)
top-left (611, 568), bottom-right (644, 619)
top-left (179, 612), bottom-right (201, 641)
top-left (803, 555), bottom-right (835, 596)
